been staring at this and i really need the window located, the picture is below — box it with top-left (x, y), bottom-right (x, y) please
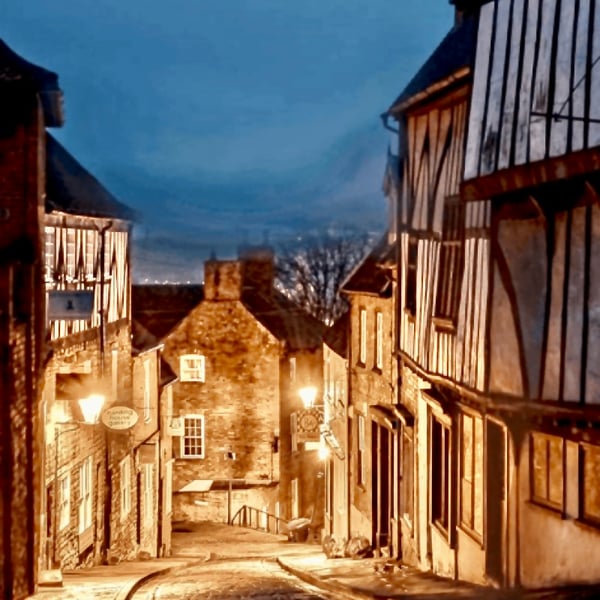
top-left (431, 417), bottom-right (450, 530)
top-left (290, 412), bottom-right (298, 453)
top-left (401, 429), bottom-right (414, 527)
top-left (359, 309), bottom-right (367, 364)
top-left (143, 464), bottom-right (153, 526)
top-left (181, 415), bottom-right (205, 458)
top-left (357, 414), bottom-right (366, 486)
top-left (460, 413), bottom-right (483, 536)
top-left (530, 433), bottom-right (564, 510)
top-left (180, 354), bottom-right (205, 382)
top-left (143, 359), bottom-right (151, 422)
top-left (434, 196), bottom-right (464, 322)
top-left (165, 460), bottom-right (173, 515)
top-left (289, 357), bottom-right (296, 383)
top-left (580, 443), bottom-right (600, 525)
top-left (291, 478), bottom-right (299, 519)
top-left (111, 349), bottom-right (119, 403)
top-left (375, 312), bottom-right (383, 370)
top-left (78, 457), bottom-right (93, 533)
top-left (120, 456), bottom-right (132, 520)
top-left (58, 473), bottom-right (71, 531)
top-left (406, 237), bottom-right (417, 315)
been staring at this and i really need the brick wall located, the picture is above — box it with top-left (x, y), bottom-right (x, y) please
top-left (0, 93), bottom-right (45, 599)
top-left (165, 299), bottom-right (281, 522)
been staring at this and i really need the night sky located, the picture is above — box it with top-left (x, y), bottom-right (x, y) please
top-left (3, 1), bottom-right (454, 282)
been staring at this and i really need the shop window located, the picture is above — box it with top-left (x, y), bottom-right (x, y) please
top-left (530, 432), bottom-right (564, 511)
top-left (460, 413), bottom-right (483, 537)
top-left (431, 416), bottom-right (450, 531)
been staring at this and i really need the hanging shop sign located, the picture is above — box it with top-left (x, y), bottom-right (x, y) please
top-left (101, 405), bottom-right (139, 430)
top-left (48, 290), bottom-right (94, 320)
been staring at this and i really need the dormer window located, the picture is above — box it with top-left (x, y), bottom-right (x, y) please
top-left (180, 354), bottom-right (205, 382)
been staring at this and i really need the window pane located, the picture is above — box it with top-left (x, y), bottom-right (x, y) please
top-left (583, 444), bottom-right (600, 522)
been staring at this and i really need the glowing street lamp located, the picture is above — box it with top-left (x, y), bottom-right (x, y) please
top-left (77, 393), bottom-right (105, 425)
top-left (298, 386), bottom-right (318, 409)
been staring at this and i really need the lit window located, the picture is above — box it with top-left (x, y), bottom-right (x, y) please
top-left (431, 416), bottom-right (450, 531)
top-left (580, 443), bottom-right (600, 525)
top-left (290, 413), bottom-right (298, 453)
top-left (375, 312), bottom-right (383, 370)
top-left (180, 354), bottom-right (205, 382)
top-left (359, 309), bottom-right (367, 365)
top-left (58, 473), bottom-right (71, 531)
top-left (530, 432), bottom-right (564, 510)
top-left (357, 414), bottom-right (366, 486)
top-left (78, 457), bottom-right (93, 533)
top-left (434, 196), bottom-right (464, 322)
top-left (143, 464), bottom-right (153, 526)
top-left (143, 359), bottom-right (151, 422)
top-left (460, 413), bottom-right (483, 537)
top-left (165, 460), bottom-right (173, 515)
top-left (120, 456), bottom-right (132, 520)
top-left (181, 415), bottom-right (205, 458)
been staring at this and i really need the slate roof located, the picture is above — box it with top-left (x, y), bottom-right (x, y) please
top-left (132, 281), bottom-right (323, 351)
top-left (0, 39), bottom-right (64, 127)
top-left (341, 234), bottom-right (395, 297)
top-left (324, 311), bottom-right (349, 358)
top-left (132, 284), bottom-right (204, 340)
top-left (46, 134), bottom-right (137, 221)
top-left (386, 12), bottom-right (477, 114)
top-left (241, 288), bottom-right (324, 351)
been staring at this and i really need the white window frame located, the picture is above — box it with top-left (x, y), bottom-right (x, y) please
top-left (181, 414), bottom-right (205, 458)
top-left (291, 478), bottom-right (299, 519)
top-left (180, 354), bottom-right (205, 382)
top-left (357, 414), bottom-right (366, 486)
top-left (143, 358), bottom-right (151, 422)
top-left (375, 311), bottom-right (383, 370)
top-left (58, 473), bottom-right (71, 531)
top-left (120, 456), bottom-right (132, 521)
top-left (143, 463), bottom-right (153, 526)
top-left (359, 309), bottom-right (367, 364)
top-left (290, 412), bottom-right (298, 453)
top-left (78, 457), bottom-right (93, 533)
top-left (165, 460), bottom-right (173, 515)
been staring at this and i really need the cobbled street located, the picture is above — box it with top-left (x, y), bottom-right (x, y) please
top-left (130, 558), bottom-right (333, 600)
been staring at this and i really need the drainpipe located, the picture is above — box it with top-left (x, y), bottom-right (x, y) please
top-left (97, 221), bottom-right (112, 562)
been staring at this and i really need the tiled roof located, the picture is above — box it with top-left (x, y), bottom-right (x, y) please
top-left (160, 357), bottom-right (177, 387)
top-left (0, 39), bottom-right (64, 127)
top-left (386, 13), bottom-right (477, 113)
top-left (132, 284), bottom-right (204, 340)
top-left (131, 319), bottom-right (161, 355)
top-left (341, 235), bottom-right (394, 297)
top-left (324, 311), bottom-right (349, 358)
top-left (242, 288), bottom-right (323, 351)
top-left (132, 282), bottom-right (323, 351)
top-left (46, 134), bottom-right (137, 221)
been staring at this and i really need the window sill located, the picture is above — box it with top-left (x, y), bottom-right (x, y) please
top-left (457, 523), bottom-right (483, 548)
top-left (432, 316), bottom-right (456, 333)
top-left (574, 517), bottom-right (600, 534)
top-left (526, 499), bottom-right (565, 518)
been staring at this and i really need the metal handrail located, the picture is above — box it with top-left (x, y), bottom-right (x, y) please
top-left (229, 505), bottom-right (287, 535)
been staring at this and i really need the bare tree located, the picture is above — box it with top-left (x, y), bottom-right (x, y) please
top-left (275, 228), bottom-right (373, 324)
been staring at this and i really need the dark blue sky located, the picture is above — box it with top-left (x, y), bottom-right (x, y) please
top-left (3, 1), bottom-right (454, 281)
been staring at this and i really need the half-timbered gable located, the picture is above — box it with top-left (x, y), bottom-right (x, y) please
top-left (45, 134), bottom-right (135, 341)
top-left (389, 10), bottom-right (486, 391)
top-left (460, 0), bottom-right (600, 589)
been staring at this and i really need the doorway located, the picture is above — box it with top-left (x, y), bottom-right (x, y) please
top-left (486, 420), bottom-right (506, 585)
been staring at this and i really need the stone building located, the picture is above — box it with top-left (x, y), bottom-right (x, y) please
top-left (0, 39), bottom-right (64, 600)
top-left (42, 131), bottom-right (137, 571)
top-left (321, 311), bottom-right (349, 543)
top-left (132, 247), bottom-right (324, 532)
top-left (341, 234), bottom-right (398, 556)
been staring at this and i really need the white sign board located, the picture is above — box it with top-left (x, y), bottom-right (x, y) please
top-left (48, 290), bottom-right (94, 320)
top-left (101, 405), bottom-right (139, 430)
